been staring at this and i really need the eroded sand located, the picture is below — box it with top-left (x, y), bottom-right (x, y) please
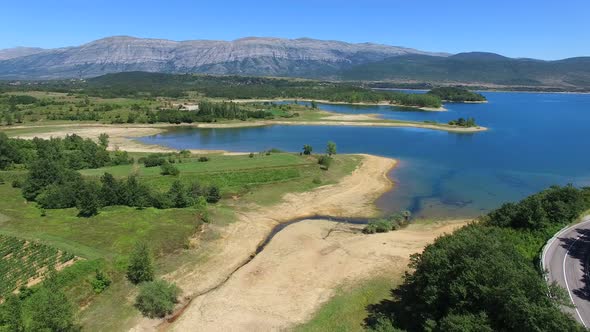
top-left (171, 219), bottom-right (466, 331)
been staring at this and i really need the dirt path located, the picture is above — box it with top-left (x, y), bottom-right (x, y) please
top-left (171, 219), bottom-right (466, 331)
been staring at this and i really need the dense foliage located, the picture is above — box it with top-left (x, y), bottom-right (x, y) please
top-left (135, 279), bottom-right (180, 318)
top-left (367, 185), bottom-right (590, 331)
top-left (0, 72), bottom-right (443, 108)
top-left (0, 273), bottom-right (78, 331)
top-left (427, 87), bottom-right (486, 102)
top-left (447, 117), bottom-right (477, 127)
top-left (0, 132), bottom-right (129, 171)
top-left (1, 134), bottom-right (219, 215)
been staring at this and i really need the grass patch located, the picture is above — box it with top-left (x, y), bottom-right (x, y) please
top-left (295, 275), bottom-right (399, 332)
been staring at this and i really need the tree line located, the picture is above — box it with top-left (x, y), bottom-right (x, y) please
top-left (366, 185), bottom-right (590, 331)
top-left (427, 87), bottom-right (486, 102)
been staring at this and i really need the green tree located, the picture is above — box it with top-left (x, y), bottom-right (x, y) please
top-left (100, 172), bottom-right (121, 206)
top-left (135, 279), bottom-right (180, 318)
top-left (4, 112), bottom-right (13, 125)
top-left (206, 186), bottom-right (221, 203)
top-left (98, 133), bottom-right (109, 149)
top-left (127, 242), bottom-right (155, 284)
top-left (0, 295), bottom-right (24, 332)
top-left (27, 281), bottom-right (75, 331)
top-left (76, 181), bottom-right (100, 217)
top-left (168, 180), bottom-right (189, 208)
top-left (326, 141), bottom-right (337, 156)
top-left (303, 144), bottom-right (313, 155)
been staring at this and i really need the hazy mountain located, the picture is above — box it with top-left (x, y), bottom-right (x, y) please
top-left (0, 36), bottom-right (447, 79)
top-left (341, 52), bottom-right (590, 88)
top-left (0, 47), bottom-right (45, 60)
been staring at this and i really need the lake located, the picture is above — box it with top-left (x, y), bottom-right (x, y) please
top-left (138, 92), bottom-right (590, 219)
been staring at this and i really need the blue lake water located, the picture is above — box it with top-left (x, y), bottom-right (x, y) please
top-left (138, 92), bottom-right (590, 219)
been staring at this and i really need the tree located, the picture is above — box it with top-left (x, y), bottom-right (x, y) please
top-left (76, 181), bottom-right (100, 217)
top-left (310, 100), bottom-right (318, 109)
top-left (27, 280), bottom-right (75, 332)
top-left (100, 172), bottom-right (121, 206)
top-left (1, 295), bottom-right (24, 332)
top-left (127, 242), bottom-right (154, 284)
top-left (206, 186), bottom-right (221, 203)
top-left (98, 133), bottom-right (109, 149)
top-left (135, 279), bottom-right (180, 318)
top-left (4, 112), bottom-right (13, 125)
top-left (160, 162), bottom-right (180, 176)
top-left (326, 141), bottom-right (337, 156)
top-left (168, 180), bottom-right (189, 208)
top-left (303, 144), bottom-right (313, 155)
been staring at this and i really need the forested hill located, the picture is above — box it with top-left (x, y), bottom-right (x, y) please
top-left (341, 53), bottom-right (590, 90)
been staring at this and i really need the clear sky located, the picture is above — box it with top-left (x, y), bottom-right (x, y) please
top-left (1, 0), bottom-right (588, 60)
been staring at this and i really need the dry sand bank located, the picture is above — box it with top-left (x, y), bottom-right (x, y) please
top-left (170, 219), bottom-right (467, 331)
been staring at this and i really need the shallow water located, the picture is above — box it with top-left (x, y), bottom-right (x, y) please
top-left (138, 92), bottom-right (590, 219)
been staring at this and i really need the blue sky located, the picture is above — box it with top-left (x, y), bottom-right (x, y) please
top-left (1, 0), bottom-right (588, 59)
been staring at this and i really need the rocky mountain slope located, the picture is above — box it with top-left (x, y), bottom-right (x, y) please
top-left (0, 36), bottom-right (447, 79)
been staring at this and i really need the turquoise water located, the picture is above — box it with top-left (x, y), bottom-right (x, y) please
top-left (138, 92), bottom-right (590, 219)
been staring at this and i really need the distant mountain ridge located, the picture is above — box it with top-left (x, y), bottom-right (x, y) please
top-left (0, 36), bottom-right (447, 79)
top-left (0, 36), bottom-right (588, 89)
top-left (341, 52), bottom-right (590, 89)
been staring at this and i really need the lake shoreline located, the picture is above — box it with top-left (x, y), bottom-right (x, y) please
top-left (229, 98), bottom-right (447, 111)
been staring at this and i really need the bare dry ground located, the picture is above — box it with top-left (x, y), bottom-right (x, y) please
top-left (170, 219), bottom-right (466, 331)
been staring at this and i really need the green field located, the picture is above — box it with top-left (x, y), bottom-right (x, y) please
top-left (0, 151), bottom-right (361, 330)
top-left (295, 276), bottom-right (399, 332)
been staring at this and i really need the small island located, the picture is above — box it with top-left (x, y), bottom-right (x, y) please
top-left (427, 87), bottom-right (487, 102)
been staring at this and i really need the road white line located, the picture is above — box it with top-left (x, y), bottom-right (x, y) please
top-left (563, 233), bottom-right (587, 328)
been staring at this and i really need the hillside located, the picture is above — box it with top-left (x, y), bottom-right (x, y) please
top-left (341, 52), bottom-right (590, 89)
top-left (0, 36), bottom-right (445, 79)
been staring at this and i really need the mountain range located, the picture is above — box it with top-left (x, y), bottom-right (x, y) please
top-left (0, 36), bottom-right (589, 89)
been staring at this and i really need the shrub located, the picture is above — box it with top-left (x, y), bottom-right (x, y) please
top-left (160, 162), bottom-right (180, 176)
top-left (11, 179), bottom-right (22, 188)
top-left (206, 186), bottom-right (221, 203)
top-left (135, 280), bottom-right (181, 318)
top-left (312, 177), bottom-right (322, 184)
top-left (198, 156), bottom-right (210, 162)
top-left (142, 154), bottom-right (166, 167)
top-left (249, 152), bottom-right (254, 158)
top-left (318, 155), bottom-right (333, 169)
top-left (363, 219), bottom-right (393, 234)
top-left (90, 270), bottom-right (112, 294)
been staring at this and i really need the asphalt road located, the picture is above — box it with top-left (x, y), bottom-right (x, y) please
top-left (543, 216), bottom-right (590, 328)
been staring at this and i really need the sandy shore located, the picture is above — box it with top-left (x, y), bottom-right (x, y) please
top-left (170, 219), bottom-right (466, 331)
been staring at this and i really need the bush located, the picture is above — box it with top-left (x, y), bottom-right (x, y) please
top-left (142, 154), bottom-right (166, 167)
top-left (126, 242), bottom-right (154, 284)
top-left (160, 162), bottom-right (180, 176)
top-left (318, 155), bottom-right (333, 169)
top-left (198, 156), bottom-right (210, 162)
top-left (135, 280), bottom-right (181, 318)
top-left (90, 270), bottom-right (111, 294)
top-left (363, 219), bottom-right (393, 234)
top-left (206, 186), bottom-right (221, 203)
top-left (249, 152), bottom-right (254, 158)
top-left (11, 179), bottom-right (22, 188)
top-left (312, 177), bottom-right (322, 184)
